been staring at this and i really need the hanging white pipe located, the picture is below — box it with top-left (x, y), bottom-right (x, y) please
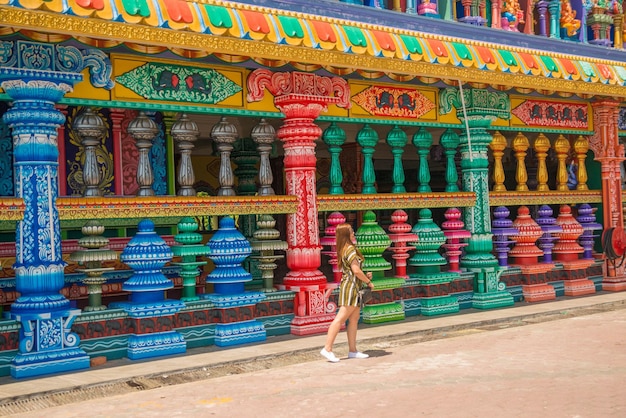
top-left (457, 79), bottom-right (473, 162)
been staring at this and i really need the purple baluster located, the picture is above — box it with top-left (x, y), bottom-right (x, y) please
top-left (536, 1), bottom-right (549, 37)
top-left (491, 206), bottom-right (518, 267)
top-left (536, 205), bottom-right (562, 263)
top-left (576, 204), bottom-right (602, 260)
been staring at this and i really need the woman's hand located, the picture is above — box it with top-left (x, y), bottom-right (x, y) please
top-left (368, 281), bottom-right (375, 289)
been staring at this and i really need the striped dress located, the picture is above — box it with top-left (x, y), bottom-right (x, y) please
top-left (338, 244), bottom-right (364, 307)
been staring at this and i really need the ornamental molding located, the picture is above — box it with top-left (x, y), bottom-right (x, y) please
top-left (2, 6), bottom-right (626, 98)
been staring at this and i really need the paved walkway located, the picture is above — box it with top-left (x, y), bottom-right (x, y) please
top-left (1, 291), bottom-right (626, 416)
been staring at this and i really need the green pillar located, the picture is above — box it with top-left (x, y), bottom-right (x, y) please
top-left (440, 128), bottom-right (460, 192)
top-left (356, 124), bottom-right (378, 194)
top-left (322, 122), bottom-right (346, 195)
top-left (386, 125), bottom-right (407, 193)
top-left (439, 87), bottom-right (514, 310)
top-left (413, 127), bottom-right (433, 193)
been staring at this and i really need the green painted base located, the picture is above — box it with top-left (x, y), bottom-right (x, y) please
top-left (362, 302), bottom-right (405, 324)
top-left (410, 271), bottom-right (458, 286)
top-left (472, 291), bottom-right (514, 310)
top-left (371, 277), bottom-right (407, 290)
top-left (420, 295), bottom-right (460, 316)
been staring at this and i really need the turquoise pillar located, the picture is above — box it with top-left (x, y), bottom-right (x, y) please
top-left (386, 125), bottom-right (408, 193)
top-left (1, 70), bottom-right (90, 378)
top-left (356, 124), bottom-right (378, 194)
top-left (413, 127), bottom-right (433, 193)
top-left (322, 122), bottom-right (346, 195)
top-left (439, 88), bottom-right (514, 310)
top-left (0, 40), bottom-right (113, 377)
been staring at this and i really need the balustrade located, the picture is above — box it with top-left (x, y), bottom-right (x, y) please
top-left (335, 0), bottom-right (625, 49)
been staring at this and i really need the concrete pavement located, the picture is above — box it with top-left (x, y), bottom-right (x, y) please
top-left (1, 291), bottom-right (625, 416)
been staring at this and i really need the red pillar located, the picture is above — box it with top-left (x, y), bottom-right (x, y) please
top-left (247, 70), bottom-right (350, 335)
top-left (110, 109), bottom-right (126, 196)
top-left (589, 100), bottom-right (626, 291)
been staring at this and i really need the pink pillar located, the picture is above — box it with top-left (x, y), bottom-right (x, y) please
top-left (589, 100), bottom-right (626, 291)
top-left (247, 70), bottom-right (350, 335)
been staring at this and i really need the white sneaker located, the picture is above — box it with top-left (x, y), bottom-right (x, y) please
top-left (320, 348), bottom-right (340, 363)
top-left (348, 351), bottom-right (369, 359)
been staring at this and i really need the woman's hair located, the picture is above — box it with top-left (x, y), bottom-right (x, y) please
top-left (336, 223), bottom-right (363, 271)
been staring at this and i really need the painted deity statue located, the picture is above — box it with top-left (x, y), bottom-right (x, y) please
top-left (560, 0), bottom-right (581, 37)
top-left (419, 0), bottom-right (439, 15)
top-left (502, 0), bottom-right (525, 31)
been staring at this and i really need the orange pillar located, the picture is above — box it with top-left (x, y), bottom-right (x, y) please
top-left (589, 100), bottom-right (626, 291)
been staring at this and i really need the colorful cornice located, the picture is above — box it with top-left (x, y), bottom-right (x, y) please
top-left (1, 1), bottom-right (626, 97)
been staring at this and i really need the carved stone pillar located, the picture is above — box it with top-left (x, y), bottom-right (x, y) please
top-left (128, 111), bottom-right (159, 197)
top-left (74, 108), bottom-right (107, 197)
top-left (439, 87), bottom-right (514, 310)
top-left (171, 113), bottom-right (199, 196)
top-left (247, 70), bottom-right (351, 335)
top-left (211, 116), bottom-right (238, 196)
top-left (251, 118), bottom-right (277, 196)
top-left (589, 100), bottom-right (626, 290)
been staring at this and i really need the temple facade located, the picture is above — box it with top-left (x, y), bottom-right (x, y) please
top-left (0, 0), bottom-right (625, 378)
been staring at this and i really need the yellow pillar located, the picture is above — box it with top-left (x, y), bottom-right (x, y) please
top-left (513, 132), bottom-right (529, 191)
top-left (489, 130), bottom-right (507, 191)
top-left (534, 133), bottom-right (551, 192)
top-left (554, 134), bottom-right (570, 191)
top-left (574, 135), bottom-right (589, 191)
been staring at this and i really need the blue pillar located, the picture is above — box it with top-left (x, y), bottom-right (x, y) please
top-left (0, 70), bottom-right (90, 378)
top-left (110, 219), bottom-right (186, 360)
top-left (203, 216), bottom-right (266, 347)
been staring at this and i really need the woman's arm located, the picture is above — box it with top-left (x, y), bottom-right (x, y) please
top-left (351, 259), bottom-right (375, 289)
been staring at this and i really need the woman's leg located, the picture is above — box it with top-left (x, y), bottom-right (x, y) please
top-left (346, 306), bottom-right (361, 352)
top-left (324, 306), bottom-right (351, 352)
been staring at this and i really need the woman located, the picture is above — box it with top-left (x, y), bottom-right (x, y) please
top-left (321, 223), bottom-right (375, 362)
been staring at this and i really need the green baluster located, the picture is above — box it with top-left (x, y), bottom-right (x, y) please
top-left (440, 128), bottom-right (460, 192)
top-left (386, 125), bottom-right (407, 193)
top-left (356, 124), bottom-right (378, 194)
top-left (322, 122), bottom-right (346, 195)
top-left (356, 211), bottom-right (405, 323)
top-left (171, 217), bottom-right (210, 301)
top-left (413, 127), bottom-right (433, 193)
top-left (408, 209), bottom-right (460, 316)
